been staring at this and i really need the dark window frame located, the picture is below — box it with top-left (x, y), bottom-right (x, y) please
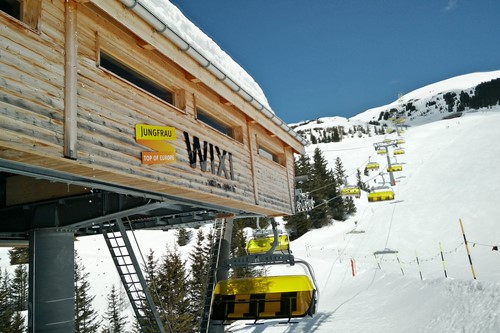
top-left (99, 51), bottom-right (175, 106)
top-left (0, 0), bottom-right (40, 30)
top-left (196, 107), bottom-right (235, 138)
top-left (0, 0), bottom-right (21, 20)
top-left (258, 145), bottom-right (281, 164)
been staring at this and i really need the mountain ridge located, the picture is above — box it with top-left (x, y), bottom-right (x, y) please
top-left (291, 70), bottom-right (500, 143)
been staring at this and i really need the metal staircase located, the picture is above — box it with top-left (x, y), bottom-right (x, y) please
top-left (102, 219), bottom-right (165, 333)
top-left (199, 218), bottom-right (226, 333)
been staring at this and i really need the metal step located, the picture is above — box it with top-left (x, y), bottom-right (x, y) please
top-left (102, 218), bottom-right (165, 333)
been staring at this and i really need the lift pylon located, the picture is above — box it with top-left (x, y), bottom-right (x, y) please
top-left (373, 140), bottom-right (399, 186)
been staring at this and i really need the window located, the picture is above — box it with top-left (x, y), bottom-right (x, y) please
top-left (99, 51), bottom-right (174, 105)
top-left (258, 145), bottom-right (283, 165)
top-left (0, 0), bottom-right (40, 30)
top-left (196, 108), bottom-right (234, 137)
top-left (0, 0), bottom-right (20, 20)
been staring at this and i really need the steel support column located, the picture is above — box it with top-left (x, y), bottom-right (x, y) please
top-left (385, 147), bottom-right (396, 186)
top-left (28, 229), bottom-right (75, 333)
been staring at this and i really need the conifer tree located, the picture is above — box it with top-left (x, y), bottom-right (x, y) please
top-left (309, 148), bottom-right (336, 227)
top-left (143, 249), bottom-right (159, 286)
top-left (10, 311), bottom-right (26, 333)
top-left (130, 319), bottom-right (142, 333)
top-left (332, 127), bottom-right (340, 142)
top-left (0, 269), bottom-right (14, 332)
top-left (334, 156), bottom-right (346, 181)
top-left (156, 247), bottom-right (193, 332)
top-left (8, 248), bottom-right (29, 265)
top-left (285, 210), bottom-right (312, 239)
top-left (0, 268), bottom-right (25, 333)
top-left (345, 196), bottom-right (357, 215)
top-left (141, 249), bottom-right (166, 331)
top-left (356, 168), bottom-right (367, 191)
top-left (230, 219), bottom-right (256, 278)
top-left (176, 228), bottom-right (190, 247)
top-left (285, 154), bottom-right (314, 238)
top-left (101, 284), bottom-right (128, 333)
top-left (332, 156), bottom-right (356, 219)
top-left (295, 154), bottom-right (311, 179)
top-left (187, 229), bottom-right (211, 330)
top-left (11, 264), bottom-right (28, 311)
top-left (74, 251), bottom-right (100, 333)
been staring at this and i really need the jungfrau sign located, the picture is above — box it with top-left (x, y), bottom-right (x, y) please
top-left (135, 124), bottom-right (176, 165)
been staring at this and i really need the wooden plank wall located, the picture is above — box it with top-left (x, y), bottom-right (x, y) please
top-left (0, 0), bottom-right (301, 216)
top-left (0, 2), bottom-right (65, 156)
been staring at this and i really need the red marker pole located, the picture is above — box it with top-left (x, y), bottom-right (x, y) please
top-left (350, 258), bottom-right (356, 277)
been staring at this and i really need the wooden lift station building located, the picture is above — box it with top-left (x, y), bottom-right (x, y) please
top-left (0, 0), bottom-right (306, 331)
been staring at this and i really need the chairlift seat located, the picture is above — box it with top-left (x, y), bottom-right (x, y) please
top-left (365, 162), bottom-right (380, 170)
top-left (387, 164), bottom-right (403, 172)
top-left (246, 234), bottom-right (290, 255)
top-left (368, 188), bottom-right (395, 202)
top-left (341, 187), bottom-right (361, 198)
top-left (394, 149), bottom-right (405, 155)
top-left (211, 275), bottom-right (316, 321)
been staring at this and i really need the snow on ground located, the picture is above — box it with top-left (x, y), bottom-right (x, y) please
top-left (229, 110), bottom-right (500, 332)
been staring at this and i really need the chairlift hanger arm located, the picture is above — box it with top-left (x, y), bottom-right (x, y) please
top-left (295, 258), bottom-right (320, 300)
top-left (267, 217), bottom-right (279, 254)
top-left (373, 140), bottom-right (398, 150)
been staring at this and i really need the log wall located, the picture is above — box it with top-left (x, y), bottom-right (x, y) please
top-left (0, 0), bottom-right (304, 216)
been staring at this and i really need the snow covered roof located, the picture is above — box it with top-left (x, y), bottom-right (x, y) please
top-left (117, 1), bottom-right (307, 146)
top-left (138, 0), bottom-right (271, 111)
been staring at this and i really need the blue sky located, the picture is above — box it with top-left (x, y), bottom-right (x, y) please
top-left (169, 0), bottom-right (500, 124)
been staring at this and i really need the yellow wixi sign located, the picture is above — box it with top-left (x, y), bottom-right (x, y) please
top-left (135, 124), bottom-right (176, 141)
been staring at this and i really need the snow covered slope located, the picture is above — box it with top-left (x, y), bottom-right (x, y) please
top-left (351, 70), bottom-right (500, 126)
top-left (230, 109), bottom-right (500, 332)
